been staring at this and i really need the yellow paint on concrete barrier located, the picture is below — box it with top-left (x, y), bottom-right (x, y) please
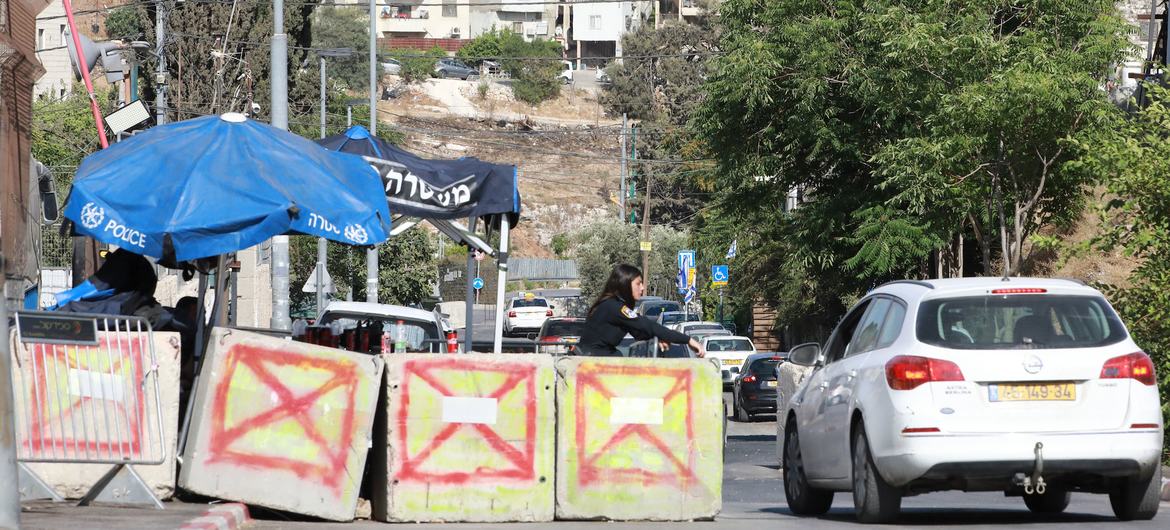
top-left (555, 356), bottom-right (723, 521)
top-left (373, 353), bottom-right (555, 522)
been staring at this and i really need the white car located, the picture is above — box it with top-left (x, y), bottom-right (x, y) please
top-left (314, 301), bottom-right (453, 353)
top-left (703, 335), bottom-right (756, 387)
top-left (504, 295), bottom-right (553, 337)
top-left (780, 278), bottom-right (1163, 523)
top-left (559, 60), bottom-right (574, 84)
top-left (677, 321), bottom-right (728, 336)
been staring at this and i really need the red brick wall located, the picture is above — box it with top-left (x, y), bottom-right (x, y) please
top-left (378, 37), bottom-right (465, 53)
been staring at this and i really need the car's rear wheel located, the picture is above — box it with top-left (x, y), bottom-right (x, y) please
top-left (735, 395), bottom-right (751, 422)
top-left (1023, 488), bottom-right (1070, 514)
top-left (437, 69), bottom-right (448, 79)
top-left (851, 426), bottom-right (901, 524)
top-left (784, 419), bottom-right (833, 515)
top-left (1109, 466), bottom-right (1161, 521)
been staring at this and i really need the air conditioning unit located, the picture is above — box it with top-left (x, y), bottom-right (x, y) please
top-left (450, 27), bottom-right (462, 38)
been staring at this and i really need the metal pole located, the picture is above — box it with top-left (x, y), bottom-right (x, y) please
top-left (619, 113), bottom-right (627, 221)
top-left (640, 166), bottom-right (653, 282)
top-left (270, 0), bottom-right (291, 330)
top-left (0, 268), bottom-right (22, 530)
top-left (463, 216), bottom-right (478, 353)
top-left (492, 216), bottom-right (511, 354)
top-left (320, 57), bottom-right (327, 138)
top-left (62, 0), bottom-right (109, 148)
top-left (155, 1), bottom-right (168, 124)
top-left (366, 0), bottom-right (380, 303)
top-left (347, 105), bottom-right (353, 126)
top-left (317, 57), bottom-right (329, 318)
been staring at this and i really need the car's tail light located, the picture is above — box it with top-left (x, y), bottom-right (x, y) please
top-left (508, 311), bottom-right (517, 318)
top-left (540, 336), bottom-right (560, 343)
top-left (885, 355), bottom-right (964, 390)
top-left (902, 427), bottom-right (941, 434)
top-left (742, 375), bottom-right (757, 383)
top-left (1100, 352), bottom-right (1156, 386)
top-left (1130, 423), bottom-right (1159, 429)
top-left (991, 288), bottom-right (1047, 294)
top-left (546, 309), bottom-right (554, 317)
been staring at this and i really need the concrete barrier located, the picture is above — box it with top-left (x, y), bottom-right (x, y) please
top-left (12, 329), bottom-right (181, 500)
top-left (178, 328), bottom-right (383, 521)
top-left (373, 353), bottom-right (555, 522)
top-left (554, 357), bottom-right (723, 521)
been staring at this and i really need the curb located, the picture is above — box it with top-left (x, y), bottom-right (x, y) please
top-left (178, 503), bottom-right (252, 530)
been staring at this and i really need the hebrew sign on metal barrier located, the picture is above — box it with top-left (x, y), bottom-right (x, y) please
top-left (10, 312), bottom-right (167, 508)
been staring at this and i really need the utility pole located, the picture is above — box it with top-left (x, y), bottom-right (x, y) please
top-left (317, 56), bottom-right (328, 318)
top-left (155, 1), bottom-right (168, 125)
top-left (0, 258), bottom-right (20, 530)
top-left (619, 113), bottom-right (627, 221)
top-left (366, 0), bottom-right (379, 303)
top-left (270, 0), bottom-right (291, 330)
top-left (640, 165), bottom-right (653, 282)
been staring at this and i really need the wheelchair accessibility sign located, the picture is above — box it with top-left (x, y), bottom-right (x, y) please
top-left (712, 265), bottom-right (729, 287)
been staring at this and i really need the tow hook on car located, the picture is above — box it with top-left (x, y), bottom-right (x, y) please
top-left (1017, 442), bottom-right (1047, 495)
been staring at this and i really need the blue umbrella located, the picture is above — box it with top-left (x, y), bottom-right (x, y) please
top-left (62, 113), bottom-right (392, 262)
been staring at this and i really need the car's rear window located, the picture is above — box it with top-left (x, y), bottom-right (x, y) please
top-left (642, 303), bottom-right (680, 317)
top-left (750, 359), bottom-right (780, 376)
top-left (659, 344), bottom-right (692, 358)
top-left (544, 321), bottom-right (583, 337)
top-left (707, 339), bottom-right (753, 352)
top-left (513, 299), bottom-right (548, 308)
top-left (916, 294), bottom-right (1127, 349)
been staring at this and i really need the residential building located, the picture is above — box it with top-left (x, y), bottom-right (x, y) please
top-left (470, 0), bottom-right (557, 42)
top-left (2, 0), bottom-right (54, 306)
top-left (376, 0), bottom-right (471, 52)
top-left (33, 0), bottom-right (69, 98)
top-left (656, 0), bottom-right (713, 26)
top-left (568, 0), bottom-right (653, 68)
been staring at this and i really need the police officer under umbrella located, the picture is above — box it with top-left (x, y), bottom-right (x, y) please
top-left (578, 264), bottom-right (706, 357)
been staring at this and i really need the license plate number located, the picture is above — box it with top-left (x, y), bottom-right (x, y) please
top-left (766, 380), bottom-right (777, 388)
top-left (989, 382), bottom-right (1076, 402)
top-left (721, 359), bottom-right (743, 367)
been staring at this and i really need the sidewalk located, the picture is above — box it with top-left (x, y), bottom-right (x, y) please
top-left (19, 500), bottom-right (219, 530)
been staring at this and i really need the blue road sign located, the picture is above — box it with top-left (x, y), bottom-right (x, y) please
top-left (712, 265), bottom-right (729, 287)
top-left (472, 277), bottom-right (484, 290)
top-left (677, 249), bottom-right (696, 271)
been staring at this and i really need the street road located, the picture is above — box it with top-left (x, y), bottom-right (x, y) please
top-left (247, 393), bottom-right (1169, 529)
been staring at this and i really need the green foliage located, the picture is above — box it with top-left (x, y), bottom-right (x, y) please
top-left (290, 229), bottom-right (439, 316)
top-left (287, 85), bottom-right (403, 144)
top-left (105, 7), bottom-right (144, 40)
top-left (570, 219), bottom-right (688, 302)
top-left (311, 7), bottom-right (371, 90)
top-left (388, 46), bottom-right (448, 84)
top-left (456, 28), bottom-right (514, 67)
top-left (1068, 86), bottom-right (1170, 458)
top-left (501, 37), bottom-right (563, 105)
top-left (550, 233), bottom-right (569, 257)
top-left (32, 88), bottom-right (113, 173)
top-left (693, 0), bottom-right (1130, 335)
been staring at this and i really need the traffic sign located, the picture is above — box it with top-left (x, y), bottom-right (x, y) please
top-left (640, 241), bottom-right (653, 252)
top-left (474, 250), bottom-right (485, 262)
top-left (472, 277), bottom-right (484, 290)
top-left (301, 266), bottom-right (335, 293)
top-left (677, 249), bottom-right (695, 271)
top-left (712, 265), bottom-right (728, 287)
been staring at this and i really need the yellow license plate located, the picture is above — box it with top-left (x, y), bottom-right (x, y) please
top-left (989, 382), bottom-right (1076, 402)
top-left (766, 381), bottom-right (778, 388)
top-left (721, 359), bottom-right (743, 367)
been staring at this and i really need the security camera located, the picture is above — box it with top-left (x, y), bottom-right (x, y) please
top-left (249, 102), bottom-right (261, 115)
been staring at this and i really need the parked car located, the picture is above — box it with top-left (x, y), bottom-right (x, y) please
top-left (780, 278), bottom-right (1163, 523)
top-left (658, 310), bottom-right (700, 328)
top-left (596, 67), bottom-right (612, 86)
top-left (559, 60), bottom-right (574, 84)
top-left (704, 335), bottom-right (757, 388)
top-left (634, 296), bottom-right (681, 319)
top-left (536, 317), bottom-right (584, 355)
top-left (677, 321), bottom-right (728, 336)
top-left (775, 356), bottom-right (814, 466)
top-left (733, 352), bottom-right (787, 422)
top-left (381, 58), bottom-right (402, 75)
top-left (310, 301), bottom-right (452, 353)
top-left (691, 329), bottom-right (732, 342)
top-left (434, 58), bottom-right (477, 79)
top-left (503, 293), bottom-right (554, 337)
top-left (627, 339), bottom-right (695, 359)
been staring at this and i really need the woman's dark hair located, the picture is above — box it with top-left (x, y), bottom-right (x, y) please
top-left (589, 264), bottom-right (642, 316)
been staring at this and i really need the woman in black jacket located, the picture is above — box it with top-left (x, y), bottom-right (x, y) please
top-left (577, 264), bottom-right (706, 357)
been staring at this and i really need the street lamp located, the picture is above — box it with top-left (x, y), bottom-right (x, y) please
top-left (315, 47), bottom-right (354, 317)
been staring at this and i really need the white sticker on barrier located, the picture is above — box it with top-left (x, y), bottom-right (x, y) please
top-left (441, 397), bottom-right (498, 424)
top-left (68, 369), bottom-right (125, 402)
top-left (609, 397), bottom-right (663, 425)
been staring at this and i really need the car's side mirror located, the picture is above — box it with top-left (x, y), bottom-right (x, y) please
top-left (549, 305), bottom-right (555, 310)
top-left (787, 342), bottom-right (822, 367)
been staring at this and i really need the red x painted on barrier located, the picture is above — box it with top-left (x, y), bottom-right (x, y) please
top-left (575, 364), bottom-right (697, 487)
top-left (207, 344), bottom-right (359, 493)
top-left (397, 358), bottom-right (537, 484)
top-left (23, 337), bottom-right (146, 459)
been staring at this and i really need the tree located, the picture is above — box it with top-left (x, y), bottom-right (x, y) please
top-left (456, 28), bottom-right (513, 67)
top-left (569, 218), bottom-right (689, 301)
top-left (311, 7), bottom-right (371, 90)
top-left (387, 46), bottom-right (449, 84)
top-left (499, 36), bottom-right (563, 105)
top-left (105, 6), bottom-right (144, 40)
top-left (601, 19), bottom-right (720, 227)
top-left (1067, 85), bottom-right (1170, 454)
top-left (692, 0), bottom-right (1130, 332)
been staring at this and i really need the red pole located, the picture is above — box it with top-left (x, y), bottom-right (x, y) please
top-left (62, 0), bottom-right (110, 149)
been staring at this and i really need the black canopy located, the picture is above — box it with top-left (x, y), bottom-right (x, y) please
top-left (317, 126), bottom-right (520, 225)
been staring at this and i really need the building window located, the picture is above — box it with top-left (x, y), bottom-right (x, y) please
top-left (38, 28), bottom-right (45, 49)
top-left (59, 24), bottom-right (66, 45)
top-left (442, 0), bottom-right (456, 17)
top-left (589, 15), bottom-right (602, 30)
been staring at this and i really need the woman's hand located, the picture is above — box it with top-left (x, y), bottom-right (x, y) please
top-left (689, 338), bottom-right (706, 358)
